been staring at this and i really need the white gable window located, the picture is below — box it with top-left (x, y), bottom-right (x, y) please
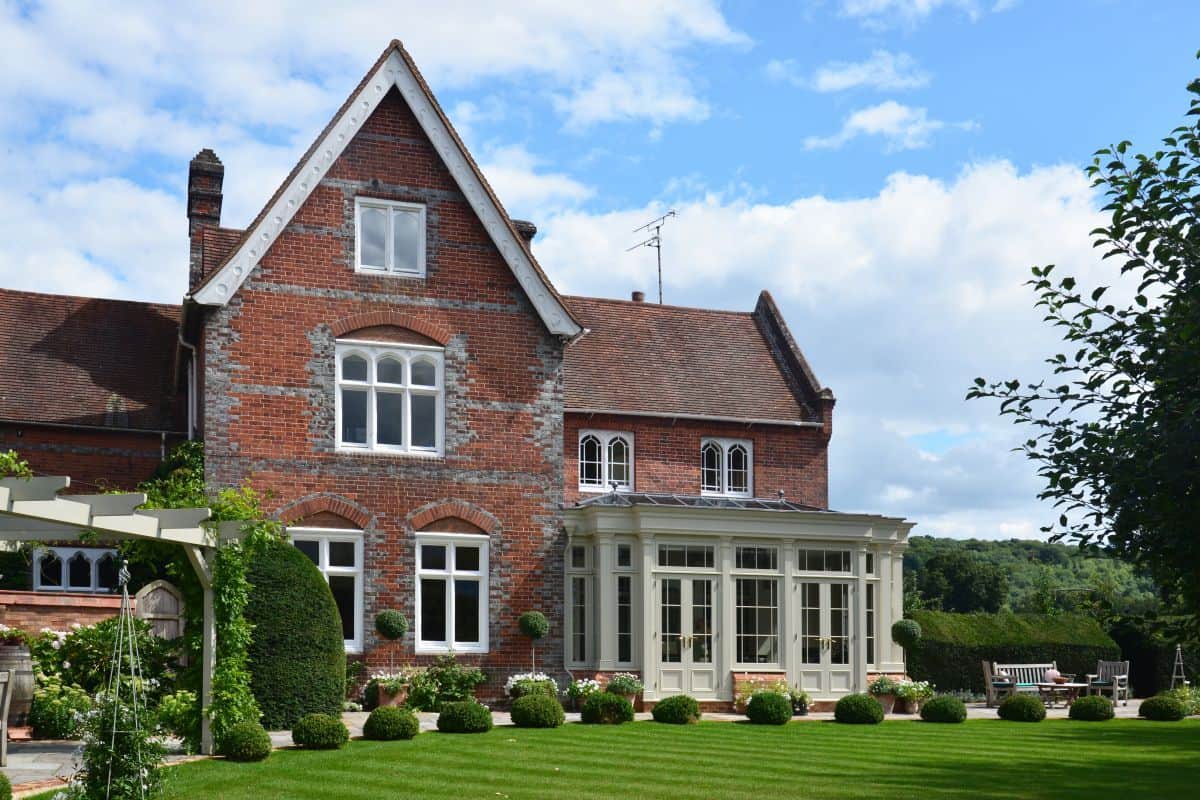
top-left (355, 198), bottom-right (426, 276)
top-left (291, 529), bottom-right (364, 653)
top-left (700, 438), bottom-right (753, 498)
top-left (416, 533), bottom-right (489, 654)
top-left (33, 547), bottom-right (119, 593)
top-left (336, 341), bottom-right (444, 455)
top-left (578, 430), bottom-right (633, 492)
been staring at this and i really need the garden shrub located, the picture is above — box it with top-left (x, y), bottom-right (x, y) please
top-left (71, 693), bottom-right (166, 800)
top-left (834, 694), bottom-right (884, 725)
top-left (905, 610), bottom-right (1119, 693)
top-left (652, 694), bottom-right (701, 724)
top-left (363, 679), bottom-right (381, 711)
top-left (1157, 686), bottom-right (1200, 716)
top-left (998, 694), bottom-right (1046, 722)
top-left (1068, 695), bottom-right (1114, 722)
top-left (604, 672), bottom-right (644, 696)
top-left (406, 655), bottom-right (487, 711)
top-left (374, 610), bottom-right (409, 641)
top-left (436, 700), bottom-right (494, 733)
top-left (245, 539), bottom-right (346, 729)
top-left (155, 689), bottom-right (201, 753)
top-left (581, 691), bottom-right (634, 725)
top-left (28, 619), bottom-right (177, 702)
top-left (29, 674), bottom-right (91, 739)
top-left (920, 695), bottom-right (967, 723)
top-left (363, 706), bottom-right (420, 740)
top-left (511, 694), bottom-right (566, 728)
top-left (518, 611), bottom-right (550, 640)
top-left (222, 721), bottom-right (272, 761)
top-left (292, 713), bottom-right (350, 749)
top-left (746, 691), bottom-right (793, 725)
top-left (1140, 694), bottom-right (1186, 722)
top-left (0, 772), bottom-right (9, 800)
top-left (505, 672), bottom-right (558, 699)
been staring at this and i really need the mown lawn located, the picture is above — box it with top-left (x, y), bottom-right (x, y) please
top-left (42, 718), bottom-right (1200, 799)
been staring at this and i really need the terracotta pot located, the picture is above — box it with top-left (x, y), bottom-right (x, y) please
top-left (874, 693), bottom-right (897, 714)
top-left (377, 686), bottom-right (408, 707)
top-left (897, 698), bottom-right (922, 714)
top-left (0, 643), bottom-right (34, 727)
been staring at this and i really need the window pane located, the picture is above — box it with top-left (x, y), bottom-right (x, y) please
top-left (376, 392), bottom-right (404, 446)
top-left (392, 208), bottom-right (421, 272)
top-left (658, 545), bottom-right (684, 568)
top-left (342, 354), bottom-right (368, 381)
top-left (329, 541), bottom-right (356, 568)
top-left (39, 553), bottom-right (62, 587)
top-left (360, 206), bottom-right (387, 268)
top-left (701, 443), bottom-right (722, 492)
top-left (579, 435), bottom-right (602, 486)
top-left (686, 546), bottom-right (714, 569)
top-left (329, 575), bottom-right (357, 641)
top-left (341, 388), bottom-right (368, 444)
top-left (608, 437), bottom-right (630, 487)
top-left (571, 576), bottom-right (587, 662)
top-left (617, 575), bottom-right (633, 663)
top-left (616, 544), bottom-right (632, 568)
top-left (571, 545), bottom-right (587, 569)
top-left (411, 359), bottom-right (436, 386)
top-left (421, 544), bottom-right (446, 570)
top-left (456, 546), bottom-right (480, 572)
top-left (96, 555), bottom-right (118, 590)
top-left (294, 540), bottom-right (319, 565)
top-left (727, 444), bottom-right (749, 494)
top-left (411, 394), bottom-right (436, 448)
top-left (454, 580), bottom-right (480, 643)
top-left (68, 553), bottom-right (91, 588)
top-left (420, 578), bottom-right (446, 642)
top-left (377, 357), bottom-right (404, 384)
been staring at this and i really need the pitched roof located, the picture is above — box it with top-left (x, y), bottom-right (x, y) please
top-left (199, 226), bottom-right (244, 284)
top-left (189, 40), bottom-right (582, 338)
top-left (0, 289), bottom-right (183, 432)
top-left (562, 292), bottom-right (828, 425)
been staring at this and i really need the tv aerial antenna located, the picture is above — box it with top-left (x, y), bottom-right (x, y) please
top-left (626, 210), bottom-right (676, 304)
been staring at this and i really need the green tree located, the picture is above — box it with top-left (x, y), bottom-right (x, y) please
top-left (918, 550), bottom-right (1008, 613)
top-left (968, 65), bottom-right (1200, 632)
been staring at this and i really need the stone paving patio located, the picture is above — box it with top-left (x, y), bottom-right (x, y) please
top-left (1, 699), bottom-right (1146, 798)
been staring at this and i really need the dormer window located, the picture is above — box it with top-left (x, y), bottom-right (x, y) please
top-left (355, 198), bottom-right (426, 276)
top-left (700, 438), bottom-right (753, 497)
top-left (578, 430), bottom-right (633, 492)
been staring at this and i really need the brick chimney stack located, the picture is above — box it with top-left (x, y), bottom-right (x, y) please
top-left (187, 149), bottom-right (224, 288)
top-left (512, 219), bottom-right (537, 243)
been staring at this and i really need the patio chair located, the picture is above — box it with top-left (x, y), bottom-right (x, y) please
top-left (982, 660), bottom-right (1015, 708)
top-left (0, 668), bottom-right (11, 767)
top-left (1087, 660), bottom-right (1130, 706)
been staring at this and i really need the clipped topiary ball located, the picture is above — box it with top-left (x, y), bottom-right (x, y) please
top-left (920, 695), bottom-right (967, 724)
top-left (511, 694), bottom-right (566, 728)
top-left (581, 691), bottom-right (634, 724)
top-left (518, 611), bottom-right (550, 640)
top-left (998, 694), bottom-right (1046, 723)
top-left (651, 694), bottom-right (701, 725)
top-left (835, 693), bottom-right (884, 725)
top-left (292, 713), bottom-right (350, 749)
top-left (437, 701), bottom-right (494, 733)
top-left (1140, 695), bottom-right (1186, 722)
top-left (891, 619), bottom-right (923, 650)
top-left (1069, 695), bottom-right (1114, 722)
top-left (221, 721), bottom-right (272, 762)
top-left (363, 706), bottom-right (420, 740)
top-left (746, 691), bottom-right (793, 725)
top-left (374, 610), bottom-right (409, 642)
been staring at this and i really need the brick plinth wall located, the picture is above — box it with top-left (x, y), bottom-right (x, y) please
top-left (0, 591), bottom-right (126, 630)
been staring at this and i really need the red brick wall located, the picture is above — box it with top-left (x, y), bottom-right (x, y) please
top-left (201, 88), bottom-right (567, 697)
top-left (0, 590), bottom-right (125, 631)
top-left (0, 423), bottom-right (173, 492)
top-left (563, 412), bottom-right (829, 508)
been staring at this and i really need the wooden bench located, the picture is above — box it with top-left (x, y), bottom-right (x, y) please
top-left (991, 661), bottom-right (1057, 704)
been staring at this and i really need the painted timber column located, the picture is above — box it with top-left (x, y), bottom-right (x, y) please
top-left (876, 545), bottom-right (894, 671)
top-left (889, 544), bottom-right (906, 669)
top-left (639, 534), bottom-right (657, 696)
top-left (718, 536), bottom-right (735, 698)
top-left (854, 544), bottom-right (869, 693)
top-left (781, 539), bottom-right (797, 686)
top-left (595, 533), bottom-right (617, 671)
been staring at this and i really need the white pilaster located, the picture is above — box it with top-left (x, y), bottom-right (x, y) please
top-left (718, 536), bottom-right (735, 697)
top-left (854, 544), bottom-right (869, 693)
top-left (639, 535), bottom-right (657, 697)
top-left (595, 534), bottom-right (617, 671)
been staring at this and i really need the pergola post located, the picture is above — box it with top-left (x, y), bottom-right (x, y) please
top-left (185, 544), bottom-right (216, 755)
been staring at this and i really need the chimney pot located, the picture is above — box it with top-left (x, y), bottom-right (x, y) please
top-left (631, 291), bottom-right (645, 303)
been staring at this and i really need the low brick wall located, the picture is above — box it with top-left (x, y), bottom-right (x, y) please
top-left (0, 590), bottom-right (126, 631)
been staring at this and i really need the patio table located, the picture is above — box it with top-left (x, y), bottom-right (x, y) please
top-left (1035, 682), bottom-right (1088, 708)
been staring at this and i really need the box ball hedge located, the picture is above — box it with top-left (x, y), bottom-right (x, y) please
top-left (652, 694), bottom-right (702, 724)
top-left (1068, 695), bottom-right (1114, 722)
top-left (746, 691), bottom-right (793, 725)
top-left (437, 701), bottom-right (494, 733)
top-left (0, 771), bottom-right (12, 800)
top-left (1140, 695), bottom-right (1187, 722)
top-left (246, 539), bottom-right (346, 729)
top-left (292, 713), bottom-right (350, 749)
top-left (511, 694), bottom-right (566, 728)
top-left (581, 691), bottom-right (634, 724)
top-left (834, 694), bottom-right (884, 725)
top-left (363, 706), bottom-right (420, 740)
top-left (920, 695), bottom-right (967, 723)
top-left (998, 694), bottom-right (1046, 722)
top-left (222, 721), bottom-right (272, 761)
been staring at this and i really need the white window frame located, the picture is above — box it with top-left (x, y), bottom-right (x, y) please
top-left (700, 437), bottom-right (753, 498)
top-left (734, 576), bottom-right (781, 667)
top-left (354, 197), bottom-right (427, 276)
top-left (577, 429), bottom-right (634, 493)
top-left (289, 528), bottom-right (365, 653)
top-left (33, 547), bottom-right (119, 593)
top-left (335, 340), bottom-right (445, 456)
top-left (415, 533), bottom-right (489, 654)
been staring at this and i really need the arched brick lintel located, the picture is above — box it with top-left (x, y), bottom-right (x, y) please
top-left (277, 494), bottom-right (374, 530)
top-left (330, 311), bottom-right (452, 346)
top-left (406, 499), bottom-right (501, 535)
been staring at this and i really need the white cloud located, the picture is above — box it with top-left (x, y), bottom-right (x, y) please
top-left (838, 0), bottom-right (1012, 24)
top-left (478, 145), bottom-right (594, 218)
top-left (767, 51), bottom-right (931, 92)
top-left (554, 69), bottom-right (712, 132)
top-left (803, 100), bottom-right (973, 151)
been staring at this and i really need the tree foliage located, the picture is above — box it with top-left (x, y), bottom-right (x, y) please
top-left (916, 550), bottom-right (1008, 613)
top-left (968, 66), bottom-right (1200, 632)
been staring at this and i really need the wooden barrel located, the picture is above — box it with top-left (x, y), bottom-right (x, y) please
top-left (0, 644), bottom-right (34, 726)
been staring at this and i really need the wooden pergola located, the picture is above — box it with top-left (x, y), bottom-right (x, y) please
top-left (0, 475), bottom-right (235, 754)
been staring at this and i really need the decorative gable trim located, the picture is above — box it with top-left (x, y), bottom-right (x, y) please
top-left (190, 43), bottom-right (582, 339)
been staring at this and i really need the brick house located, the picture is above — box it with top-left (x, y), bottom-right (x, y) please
top-left (0, 41), bottom-right (911, 705)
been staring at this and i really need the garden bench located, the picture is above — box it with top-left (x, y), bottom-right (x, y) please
top-left (982, 660), bottom-right (1015, 707)
top-left (1086, 660), bottom-right (1130, 706)
top-left (991, 662), bottom-right (1057, 702)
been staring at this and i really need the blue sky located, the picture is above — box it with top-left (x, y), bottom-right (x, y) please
top-left (2, 0), bottom-right (1197, 539)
